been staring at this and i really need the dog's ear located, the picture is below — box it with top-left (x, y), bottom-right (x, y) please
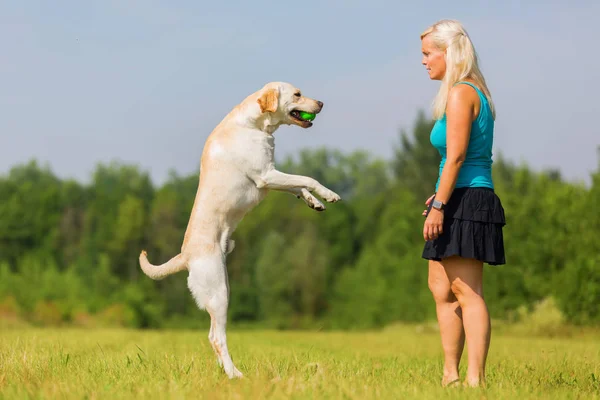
top-left (257, 88), bottom-right (279, 113)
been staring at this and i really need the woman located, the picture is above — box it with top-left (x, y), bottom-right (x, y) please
top-left (420, 19), bottom-right (506, 387)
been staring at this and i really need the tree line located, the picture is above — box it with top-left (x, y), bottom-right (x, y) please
top-left (1, 111), bottom-right (598, 329)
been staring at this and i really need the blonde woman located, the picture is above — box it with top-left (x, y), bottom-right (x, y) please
top-left (420, 20), bottom-right (506, 387)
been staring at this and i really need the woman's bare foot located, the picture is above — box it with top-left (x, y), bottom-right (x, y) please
top-left (442, 375), bottom-right (461, 387)
top-left (463, 377), bottom-right (485, 388)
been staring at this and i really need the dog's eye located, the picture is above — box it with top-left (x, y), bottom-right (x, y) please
top-left (294, 92), bottom-right (301, 97)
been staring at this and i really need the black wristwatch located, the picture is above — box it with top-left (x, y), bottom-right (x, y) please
top-left (432, 199), bottom-right (445, 211)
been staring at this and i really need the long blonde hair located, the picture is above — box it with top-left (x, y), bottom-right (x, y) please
top-left (421, 19), bottom-right (495, 120)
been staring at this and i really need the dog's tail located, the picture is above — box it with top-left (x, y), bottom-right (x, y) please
top-left (139, 251), bottom-right (188, 280)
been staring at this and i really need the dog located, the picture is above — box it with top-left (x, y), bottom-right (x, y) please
top-left (139, 82), bottom-right (341, 378)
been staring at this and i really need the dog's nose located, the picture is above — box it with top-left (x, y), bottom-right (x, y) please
top-left (317, 101), bottom-right (324, 109)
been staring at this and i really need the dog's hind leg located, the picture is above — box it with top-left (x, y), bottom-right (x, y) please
top-left (207, 295), bottom-right (242, 378)
top-left (188, 252), bottom-right (242, 379)
top-left (226, 239), bottom-right (235, 255)
top-left (208, 315), bottom-right (223, 367)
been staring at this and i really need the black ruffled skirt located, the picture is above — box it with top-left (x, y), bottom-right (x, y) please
top-left (422, 187), bottom-right (506, 265)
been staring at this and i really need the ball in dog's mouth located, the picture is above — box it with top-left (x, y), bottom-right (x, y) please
top-left (290, 110), bottom-right (316, 127)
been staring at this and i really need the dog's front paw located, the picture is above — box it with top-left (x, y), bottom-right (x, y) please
top-left (297, 188), bottom-right (326, 211)
top-left (319, 188), bottom-right (341, 203)
top-left (310, 198), bottom-right (326, 211)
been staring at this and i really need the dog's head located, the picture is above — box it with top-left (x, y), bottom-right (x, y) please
top-left (256, 82), bottom-right (323, 128)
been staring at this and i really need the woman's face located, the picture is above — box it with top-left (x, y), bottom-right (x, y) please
top-left (421, 35), bottom-right (446, 80)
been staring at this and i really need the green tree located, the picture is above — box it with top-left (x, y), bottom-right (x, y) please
top-left (0, 160), bottom-right (63, 267)
top-left (79, 162), bottom-right (154, 278)
top-left (392, 110), bottom-right (440, 201)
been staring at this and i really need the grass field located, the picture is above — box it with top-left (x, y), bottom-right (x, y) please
top-left (1, 324), bottom-right (599, 399)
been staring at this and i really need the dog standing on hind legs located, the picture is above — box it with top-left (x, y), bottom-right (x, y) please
top-left (138, 82), bottom-right (341, 378)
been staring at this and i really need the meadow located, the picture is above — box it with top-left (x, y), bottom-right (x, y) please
top-left (1, 323), bottom-right (599, 399)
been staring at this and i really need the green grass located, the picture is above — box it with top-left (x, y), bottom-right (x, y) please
top-left (1, 324), bottom-right (599, 399)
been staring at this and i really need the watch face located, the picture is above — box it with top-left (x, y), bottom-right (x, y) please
top-left (433, 200), bottom-right (442, 209)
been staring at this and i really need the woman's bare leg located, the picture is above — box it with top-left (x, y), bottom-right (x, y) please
top-left (442, 256), bottom-right (490, 387)
top-left (428, 260), bottom-right (465, 386)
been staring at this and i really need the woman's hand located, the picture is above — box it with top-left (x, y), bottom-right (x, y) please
top-left (423, 194), bottom-right (435, 216)
top-left (423, 207), bottom-right (444, 241)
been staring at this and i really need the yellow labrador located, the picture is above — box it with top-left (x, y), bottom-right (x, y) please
top-left (139, 82), bottom-right (341, 378)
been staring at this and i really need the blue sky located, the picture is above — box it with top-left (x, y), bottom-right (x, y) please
top-left (1, 0), bottom-right (598, 185)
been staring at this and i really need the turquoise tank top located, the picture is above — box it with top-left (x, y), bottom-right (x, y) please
top-left (430, 81), bottom-right (495, 191)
